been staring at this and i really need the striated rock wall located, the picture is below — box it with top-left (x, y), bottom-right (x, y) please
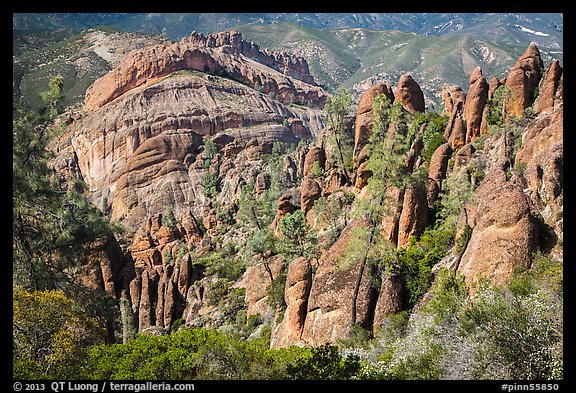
top-left (84, 31), bottom-right (325, 111)
top-left (52, 71), bottom-right (325, 231)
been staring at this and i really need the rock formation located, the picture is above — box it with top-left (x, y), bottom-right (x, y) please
top-left (457, 168), bottom-right (539, 289)
top-left (395, 74), bottom-right (425, 115)
top-left (85, 31), bottom-right (325, 110)
top-left (352, 82), bottom-right (395, 171)
top-left (464, 67), bottom-right (488, 144)
top-left (533, 59), bottom-right (563, 114)
top-left (270, 257), bottom-right (313, 348)
top-left (51, 60), bottom-right (325, 231)
top-left (504, 43), bottom-right (544, 117)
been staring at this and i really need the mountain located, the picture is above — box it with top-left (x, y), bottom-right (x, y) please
top-left (12, 13), bottom-right (564, 48)
top-left (14, 13), bottom-right (563, 110)
top-left (13, 14), bottom-right (564, 380)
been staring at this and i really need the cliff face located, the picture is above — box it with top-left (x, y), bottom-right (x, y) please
top-left (84, 31), bottom-right (325, 111)
top-left (53, 69), bottom-right (324, 232)
top-left (49, 36), bottom-right (562, 348)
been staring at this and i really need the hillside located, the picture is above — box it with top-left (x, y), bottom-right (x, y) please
top-left (235, 23), bottom-right (551, 109)
top-left (12, 16), bottom-right (564, 382)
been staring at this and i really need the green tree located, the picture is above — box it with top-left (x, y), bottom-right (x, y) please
top-left (324, 88), bottom-right (353, 181)
top-left (286, 344), bottom-right (361, 380)
top-left (13, 76), bottom-right (123, 291)
top-left (13, 286), bottom-right (107, 379)
top-left (277, 210), bottom-right (318, 262)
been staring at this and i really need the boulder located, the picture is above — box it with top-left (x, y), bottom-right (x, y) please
top-left (397, 184), bottom-right (429, 249)
top-left (372, 273), bottom-right (403, 333)
top-left (428, 143), bottom-right (453, 184)
top-left (352, 82), bottom-right (394, 170)
top-left (444, 101), bottom-right (466, 150)
top-left (301, 176), bottom-right (322, 214)
top-left (441, 84), bottom-right (465, 116)
top-left (303, 146), bottom-right (326, 177)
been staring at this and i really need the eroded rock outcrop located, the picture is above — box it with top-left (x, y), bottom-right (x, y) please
top-left (457, 168), bottom-right (539, 289)
top-left (352, 82), bottom-right (395, 171)
top-left (395, 74), bottom-right (425, 115)
top-left (464, 67), bottom-right (488, 144)
top-left (270, 257), bottom-right (313, 348)
top-left (504, 43), bottom-right (544, 117)
top-left (301, 220), bottom-right (378, 345)
top-left (533, 59), bottom-right (563, 114)
top-left (52, 70), bottom-right (325, 231)
top-left (85, 31), bottom-right (325, 110)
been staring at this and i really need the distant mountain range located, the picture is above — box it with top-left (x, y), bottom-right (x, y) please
top-left (13, 13), bottom-right (563, 110)
top-left (12, 12), bottom-right (563, 47)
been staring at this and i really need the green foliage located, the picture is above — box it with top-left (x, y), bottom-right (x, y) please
top-left (311, 194), bottom-right (347, 249)
top-left (398, 224), bottom-right (456, 308)
top-left (266, 266), bottom-right (288, 311)
top-left (286, 344), bottom-right (361, 380)
top-left (197, 251), bottom-right (245, 282)
top-left (236, 183), bottom-right (276, 231)
top-left (422, 133), bottom-right (446, 163)
top-left (85, 327), bottom-right (318, 380)
top-left (277, 210), bottom-right (319, 261)
top-left (310, 160), bottom-right (324, 178)
top-left (246, 227), bottom-right (276, 258)
top-left (358, 255), bottom-right (563, 380)
top-left (161, 207), bottom-right (178, 228)
top-left (13, 77), bottom-right (124, 293)
top-left (13, 287), bottom-right (107, 379)
top-left (324, 88), bottom-right (353, 179)
top-left (423, 269), bottom-right (468, 323)
top-left (486, 85), bottom-right (512, 126)
top-left (200, 172), bottom-right (220, 199)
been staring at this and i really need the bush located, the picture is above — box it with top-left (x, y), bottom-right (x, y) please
top-left (286, 344), bottom-right (361, 380)
top-left (13, 286), bottom-right (107, 379)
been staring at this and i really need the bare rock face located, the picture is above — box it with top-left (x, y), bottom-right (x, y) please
top-left (441, 84), bottom-right (466, 115)
top-left (488, 76), bottom-right (503, 100)
top-left (352, 82), bottom-right (395, 170)
top-left (233, 257), bottom-right (284, 317)
top-left (52, 70), bottom-right (325, 232)
top-left (85, 31), bottom-right (325, 110)
top-left (504, 43), bottom-right (544, 118)
top-left (452, 144), bottom-right (476, 172)
top-left (372, 273), bottom-right (403, 333)
top-left (76, 235), bottom-right (124, 300)
top-left (428, 143), bottom-right (453, 185)
top-left (397, 184), bottom-right (429, 249)
top-left (395, 74), bottom-right (425, 115)
top-left (464, 67), bottom-right (488, 144)
top-left (515, 103), bottom-right (563, 240)
top-left (380, 186), bottom-right (404, 245)
top-left (303, 146), bottom-right (326, 177)
top-left (270, 257), bottom-right (313, 348)
top-left (301, 220), bottom-right (378, 346)
top-left (445, 101), bottom-right (466, 150)
top-left (533, 59), bottom-right (563, 114)
top-left (301, 176), bottom-right (322, 214)
top-left (458, 169), bottom-right (539, 290)
top-left (187, 31), bottom-right (315, 85)
top-left (255, 172), bottom-right (271, 196)
top-left (515, 103), bottom-right (563, 168)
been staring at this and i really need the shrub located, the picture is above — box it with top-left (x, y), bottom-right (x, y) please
top-left (13, 286), bottom-right (107, 379)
